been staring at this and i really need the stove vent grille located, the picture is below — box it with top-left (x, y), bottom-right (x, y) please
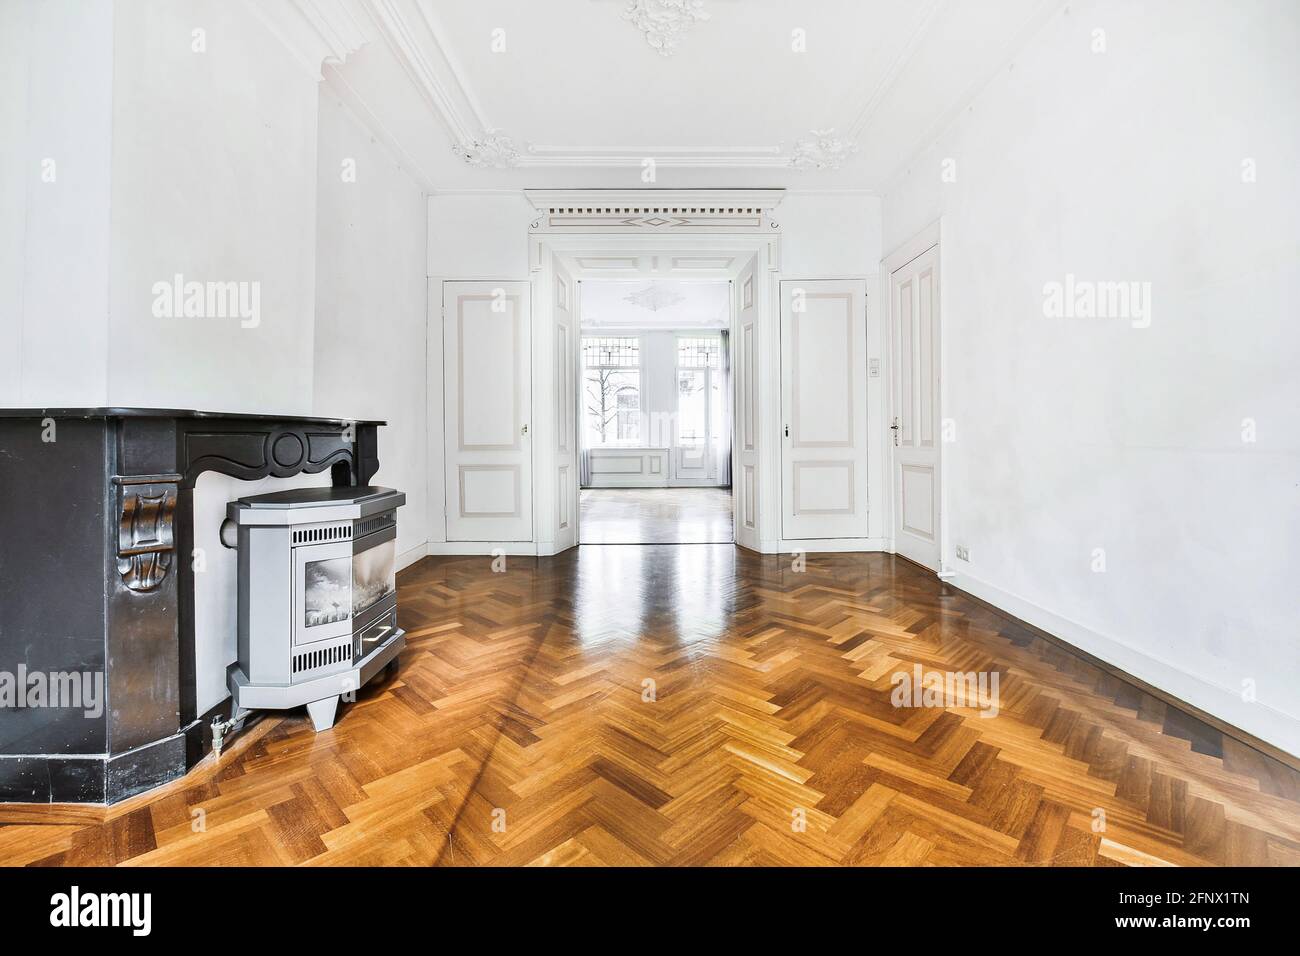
top-left (356, 513), bottom-right (395, 537)
top-left (292, 638), bottom-right (353, 676)
top-left (293, 523), bottom-right (351, 545)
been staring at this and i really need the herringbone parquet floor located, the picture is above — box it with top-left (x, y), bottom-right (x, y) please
top-left (3, 547), bottom-right (1298, 866)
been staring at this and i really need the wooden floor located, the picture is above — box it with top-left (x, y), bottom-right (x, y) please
top-left (579, 487), bottom-right (732, 544)
top-left (3, 547), bottom-right (1298, 866)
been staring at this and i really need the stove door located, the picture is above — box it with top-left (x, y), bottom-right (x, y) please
top-left (293, 540), bottom-right (354, 646)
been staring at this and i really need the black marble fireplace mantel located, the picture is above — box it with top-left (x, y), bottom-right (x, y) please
top-left (0, 407), bottom-right (386, 803)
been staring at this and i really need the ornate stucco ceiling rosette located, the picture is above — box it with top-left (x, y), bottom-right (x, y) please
top-left (623, 282), bottom-right (686, 311)
top-left (622, 0), bottom-right (711, 57)
top-left (451, 129), bottom-right (522, 168)
top-left (788, 128), bottom-right (860, 171)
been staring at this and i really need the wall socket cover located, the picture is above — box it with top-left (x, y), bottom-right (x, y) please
top-left (955, 545), bottom-right (970, 561)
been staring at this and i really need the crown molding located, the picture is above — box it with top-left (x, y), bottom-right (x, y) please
top-left (848, 0), bottom-right (944, 139)
top-left (347, 0), bottom-right (950, 174)
top-left (362, 0), bottom-right (488, 154)
top-left (322, 63), bottom-right (437, 193)
top-left (356, 1), bottom-right (863, 171)
top-left (877, 0), bottom-right (1064, 197)
top-left (520, 144), bottom-right (788, 169)
top-left (244, 0), bottom-right (371, 81)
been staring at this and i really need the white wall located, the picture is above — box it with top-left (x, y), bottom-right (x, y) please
top-left (0, 0), bottom-right (113, 406)
top-left (107, 0), bottom-right (320, 413)
top-left (313, 90), bottom-right (428, 568)
top-left (779, 191), bottom-right (881, 277)
top-left (427, 193), bottom-right (533, 279)
top-left (882, 0), bottom-right (1300, 754)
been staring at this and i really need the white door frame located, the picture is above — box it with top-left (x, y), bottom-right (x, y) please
top-left (882, 219), bottom-right (945, 574)
top-left (529, 232), bottom-right (780, 555)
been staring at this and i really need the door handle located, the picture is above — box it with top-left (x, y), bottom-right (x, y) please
top-left (784, 424), bottom-right (789, 438)
top-left (890, 417), bottom-right (901, 445)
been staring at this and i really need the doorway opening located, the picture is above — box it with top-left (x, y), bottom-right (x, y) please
top-left (577, 280), bottom-right (734, 545)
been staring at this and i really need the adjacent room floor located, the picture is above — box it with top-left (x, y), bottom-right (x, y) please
top-left (4, 547), bottom-right (1297, 867)
top-left (578, 487), bottom-right (732, 544)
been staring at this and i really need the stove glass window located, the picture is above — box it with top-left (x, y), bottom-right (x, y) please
top-left (353, 539), bottom-right (396, 616)
top-left (304, 556), bottom-right (352, 628)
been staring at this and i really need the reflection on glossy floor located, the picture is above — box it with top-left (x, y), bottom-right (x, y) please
top-left (5, 547), bottom-right (1298, 867)
top-left (579, 487), bottom-right (732, 544)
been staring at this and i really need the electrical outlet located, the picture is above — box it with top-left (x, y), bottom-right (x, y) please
top-left (955, 544), bottom-right (970, 562)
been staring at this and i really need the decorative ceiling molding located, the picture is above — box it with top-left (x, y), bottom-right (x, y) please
top-left (521, 143), bottom-right (788, 168)
top-left (244, 0), bottom-right (371, 81)
top-left (789, 129), bottom-right (860, 171)
top-left (576, 256), bottom-right (643, 270)
top-left (322, 63), bottom-right (437, 191)
top-left (525, 189), bottom-right (784, 234)
top-left (363, 0), bottom-right (485, 146)
top-left (876, 0), bottom-right (1063, 196)
top-left (621, 0), bottom-right (712, 57)
top-left (670, 255), bottom-right (736, 270)
top-left (623, 283), bottom-right (687, 311)
top-left (451, 129), bottom-right (522, 168)
top-left (847, 0), bottom-right (945, 139)
top-left (351, 1), bottom-right (998, 175)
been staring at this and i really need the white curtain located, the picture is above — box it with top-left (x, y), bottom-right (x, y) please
top-left (579, 421), bottom-right (591, 487)
top-left (718, 329), bottom-right (732, 487)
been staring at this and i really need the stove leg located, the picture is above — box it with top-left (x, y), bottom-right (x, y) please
top-left (306, 695), bottom-right (339, 732)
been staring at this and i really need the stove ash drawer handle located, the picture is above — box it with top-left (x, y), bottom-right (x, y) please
top-left (362, 623), bottom-right (393, 647)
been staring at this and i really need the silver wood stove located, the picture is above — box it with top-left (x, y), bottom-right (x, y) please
top-left (221, 486), bottom-right (406, 731)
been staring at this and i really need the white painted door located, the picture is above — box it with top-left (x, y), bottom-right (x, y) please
top-left (780, 279), bottom-right (869, 540)
top-left (733, 269), bottom-right (760, 550)
top-left (443, 281), bottom-right (532, 542)
top-left (890, 247), bottom-right (940, 569)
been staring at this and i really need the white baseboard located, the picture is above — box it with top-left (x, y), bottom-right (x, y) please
top-left (396, 541), bottom-right (428, 571)
top-left (424, 541), bottom-right (540, 556)
top-left (774, 537), bottom-right (889, 554)
top-left (583, 479), bottom-right (669, 488)
top-left (947, 569), bottom-right (1300, 759)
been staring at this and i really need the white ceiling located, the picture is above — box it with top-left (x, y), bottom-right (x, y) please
top-left (581, 280), bottom-right (730, 329)
top-left (324, 0), bottom-right (1060, 191)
